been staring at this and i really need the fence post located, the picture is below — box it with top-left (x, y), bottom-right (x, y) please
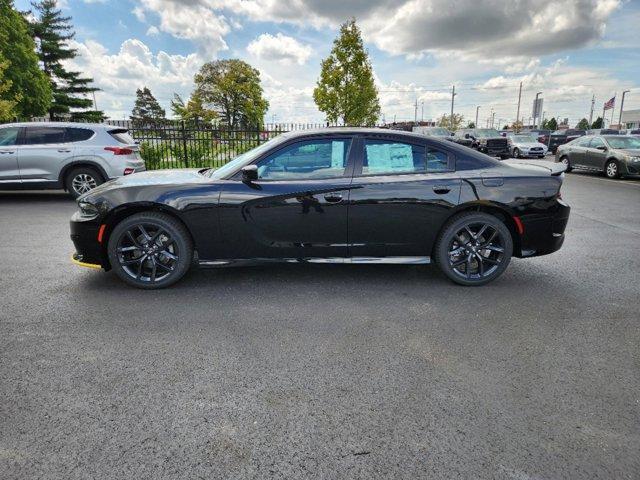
top-left (180, 120), bottom-right (189, 168)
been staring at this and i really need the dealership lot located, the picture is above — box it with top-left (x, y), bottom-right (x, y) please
top-left (1, 171), bottom-right (639, 479)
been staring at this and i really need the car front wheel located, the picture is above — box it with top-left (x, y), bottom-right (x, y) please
top-left (107, 212), bottom-right (193, 289)
top-left (435, 212), bottom-right (513, 286)
top-left (513, 148), bottom-right (521, 158)
top-left (560, 156), bottom-right (572, 172)
top-left (605, 159), bottom-right (620, 179)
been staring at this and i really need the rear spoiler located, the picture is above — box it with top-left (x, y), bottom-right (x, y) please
top-left (503, 159), bottom-right (567, 176)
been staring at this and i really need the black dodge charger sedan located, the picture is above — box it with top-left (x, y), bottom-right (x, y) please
top-left (70, 128), bottom-right (570, 288)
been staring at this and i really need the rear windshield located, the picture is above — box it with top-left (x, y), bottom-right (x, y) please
top-left (108, 129), bottom-right (135, 144)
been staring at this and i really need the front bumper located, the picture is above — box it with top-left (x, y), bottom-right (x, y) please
top-left (518, 199), bottom-right (571, 258)
top-left (70, 211), bottom-right (105, 268)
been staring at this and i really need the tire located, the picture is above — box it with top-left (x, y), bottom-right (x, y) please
top-left (559, 156), bottom-right (572, 172)
top-left (499, 154), bottom-right (510, 160)
top-left (107, 212), bottom-right (193, 289)
top-left (66, 167), bottom-right (104, 199)
top-left (605, 159), bottom-right (620, 179)
top-left (435, 212), bottom-right (513, 286)
top-left (513, 148), bottom-right (520, 158)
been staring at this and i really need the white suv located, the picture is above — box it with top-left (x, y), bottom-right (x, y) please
top-left (0, 122), bottom-right (146, 198)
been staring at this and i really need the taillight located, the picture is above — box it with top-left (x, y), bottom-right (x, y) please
top-left (105, 146), bottom-right (134, 155)
top-left (123, 167), bottom-right (135, 175)
top-left (512, 216), bottom-right (525, 235)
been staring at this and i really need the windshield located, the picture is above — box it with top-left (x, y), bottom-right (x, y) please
top-left (474, 129), bottom-right (501, 138)
top-left (606, 136), bottom-right (640, 149)
top-left (512, 134), bottom-right (537, 142)
top-left (208, 135), bottom-right (286, 179)
top-left (426, 128), bottom-right (450, 136)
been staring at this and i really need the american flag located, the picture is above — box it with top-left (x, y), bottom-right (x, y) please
top-left (604, 96), bottom-right (615, 110)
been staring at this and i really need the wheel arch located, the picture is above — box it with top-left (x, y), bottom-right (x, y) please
top-left (60, 161), bottom-right (109, 191)
top-left (434, 202), bottom-right (522, 257)
top-left (98, 203), bottom-right (197, 270)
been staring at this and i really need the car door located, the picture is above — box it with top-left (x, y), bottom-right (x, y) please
top-left (586, 137), bottom-right (608, 171)
top-left (566, 136), bottom-right (589, 167)
top-left (347, 136), bottom-right (461, 260)
top-left (0, 126), bottom-right (21, 184)
top-left (216, 136), bottom-right (356, 260)
top-left (17, 125), bottom-right (74, 187)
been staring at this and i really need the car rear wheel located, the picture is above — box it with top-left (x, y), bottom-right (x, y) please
top-left (107, 212), bottom-right (193, 289)
top-left (66, 167), bottom-right (104, 199)
top-left (513, 148), bottom-right (521, 158)
top-left (435, 212), bottom-right (513, 286)
top-left (560, 156), bottom-right (572, 172)
top-left (605, 159), bottom-right (620, 179)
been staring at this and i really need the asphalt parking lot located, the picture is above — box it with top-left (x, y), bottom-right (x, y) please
top-left (1, 169), bottom-right (639, 479)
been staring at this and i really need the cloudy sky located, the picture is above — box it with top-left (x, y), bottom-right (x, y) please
top-left (16, 0), bottom-right (640, 127)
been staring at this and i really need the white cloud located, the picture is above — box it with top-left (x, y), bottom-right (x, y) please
top-left (146, 25), bottom-right (160, 36)
top-left (247, 33), bottom-right (312, 65)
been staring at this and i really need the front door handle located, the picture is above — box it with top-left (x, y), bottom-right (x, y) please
top-left (57, 149), bottom-right (72, 153)
top-left (0, 150), bottom-right (15, 154)
top-left (323, 194), bottom-right (343, 203)
top-left (432, 185), bottom-right (451, 194)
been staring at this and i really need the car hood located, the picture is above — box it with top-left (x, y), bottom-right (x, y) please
top-left (617, 148), bottom-right (640, 156)
top-left (512, 141), bottom-right (546, 148)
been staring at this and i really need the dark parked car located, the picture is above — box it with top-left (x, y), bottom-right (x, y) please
top-left (547, 129), bottom-right (586, 153)
top-left (71, 128), bottom-right (570, 288)
top-left (453, 129), bottom-right (510, 158)
top-left (530, 129), bottom-right (552, 146)
top-left (412, 126), bottom-right (453, 139)
top-left (556, 135), bottom-right (640, 178)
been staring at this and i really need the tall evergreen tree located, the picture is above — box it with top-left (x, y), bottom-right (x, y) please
top-left (29, 0), bottom-right (102, 120)
top-left (313, 18), bottom-right (380, 126)
top-left (591, 116), bottom-right (604, 129)
top-left (0, 0), bottom-right (51, 117)
top-left (131, 87), bottom-right (165, 122)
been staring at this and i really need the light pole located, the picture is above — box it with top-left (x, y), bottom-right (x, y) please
top-left (619, 90), bottom-right (630, 129)
top-left (421, 101), bottom-right (424, 122)
top-left (516, 81), bottom-right (522, 132)
top-left (450, 85), bottom-right (456, 129)
top-left (492, 112), bottom-right (496, 129)
top-left (475, 106), bottom-right (480, 128)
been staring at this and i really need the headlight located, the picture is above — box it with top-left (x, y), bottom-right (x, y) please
top-left (627, 156), bottom-right (640, 163)
top-left (78, 201), bottom-right (98, 217)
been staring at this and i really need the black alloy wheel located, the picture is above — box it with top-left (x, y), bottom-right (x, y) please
top-left (435, 212), bottom-right (513, 286)
top-left (107, 212), bottom-right (193, 288)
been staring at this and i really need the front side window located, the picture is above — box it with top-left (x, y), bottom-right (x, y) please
top-left (23, 127), bottom-right (66, 145)
top-left (363, 140), bottom-right (425, 175)
top-left (0, 127), bottom-right (19, 146)
top-left (589, 137), bottom-right (606, 149)
top-left (256, 138), bottom-right (351, 180)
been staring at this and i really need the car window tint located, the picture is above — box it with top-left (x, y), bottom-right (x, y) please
top-left (108, 129), bottom-right (135, 144)
top-left (589, 137), bottom-right (605, 149)
top-left (0, 127), bottom-right (19, 146)
top-left (426, 148), bottom-right (451, 172)
top-left (65, 128), bottom-right (94, 142)
top-left (256, 139), bottom-right (351, 180)
top-left (24, 127), bottom-right (66, 145)
top-left (363, 140), bottom-right (425, 175)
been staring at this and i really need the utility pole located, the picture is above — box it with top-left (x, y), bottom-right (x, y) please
top-left (534, 91), bottom-right (542, 128)
top-left (421, 101), bottom-right (424, 122)
top-left (610, 92), bottom-right (616, 126)
top-left (475, 106), bottom-right (480, 128)
top-left (588, 94), bottom-right (595, 127)
top-left (492, 111), bottom-right (496, 129)
top-left (619, 90), bottom-right (630, 129)
top-left (414, 98), bottom-right (418, 124)
top-left (516, 81), bottom-right (522, 132)
top-left (450, 85), bottom-right (456, 129)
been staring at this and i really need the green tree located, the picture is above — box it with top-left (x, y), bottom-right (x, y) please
top-left (437, 113), bottom-right (464, 131)
top-left (542, 117), bottom-right (558, 131)
top-left (591, 116), bottom-right (603, 129)
top-left (313, 18), bottom-right (380, 126)
top-left (0, 0), bottom-right (51, 117)
top-left (193, 59), bottom-right (268, 129)
top-left (130, 87), bottom-right (165, 122)
top-left (0, 54), bottom-right (19, 120)
top-left (171, 92), bottom-right (217, 122)
top-left (466, 121), bottom-right (476, 128)
top-left (576, 118), bottom-right (590, 130)
top-left (28, 0), bottom-right (102, 120)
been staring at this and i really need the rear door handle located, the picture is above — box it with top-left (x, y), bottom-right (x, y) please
top-left (432, 185), bottom-right (451, 194)
top-left (57, 149), bottom-right (72, 153)
top-left (323, 194), bottom-right (343, 203)
top-left (0, 150), bottom-right (16, 154)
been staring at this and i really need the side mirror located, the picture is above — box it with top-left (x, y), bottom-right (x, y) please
top-left (596, 145), bottom-right (607, 151)
top-left (464, 133), bottom-right (470, 139)
top-left (241, 165), bottom-right (258, 182)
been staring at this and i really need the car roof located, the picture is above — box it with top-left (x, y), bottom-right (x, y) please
top-left (1, 121), bottom-right (112, 129)
top-left (281, 127), bottom-right (436, 141)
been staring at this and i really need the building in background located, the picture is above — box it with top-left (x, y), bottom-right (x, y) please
top-left (621, 109), bottom-right (640, 129)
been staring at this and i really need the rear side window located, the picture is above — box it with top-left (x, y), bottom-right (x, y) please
top-left (108, 129), bottom-right (135, 144)
top-left (0, 127), bottom-right (19, 146)
top-left (362, 140), bottom-right (425, 175)
top-left (65, 128), bottom-right (94, 142)
top-left (23, 127), bottom-right (66, 145)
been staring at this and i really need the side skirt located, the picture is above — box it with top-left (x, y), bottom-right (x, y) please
top-left (199, 256), bottom-right (431, 268)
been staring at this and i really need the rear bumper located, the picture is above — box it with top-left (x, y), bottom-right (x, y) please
top-left (70, 211), bottom-right (105, 268)
top-left (518, 200), bottom-right (571, 258)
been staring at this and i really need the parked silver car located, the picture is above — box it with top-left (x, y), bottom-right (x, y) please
top-left (506, 133), bottom-right (548, 158)
top-left (555, 135), bottom-right (640, 179)
top-left (0, 122), bottom-right (145, 198)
